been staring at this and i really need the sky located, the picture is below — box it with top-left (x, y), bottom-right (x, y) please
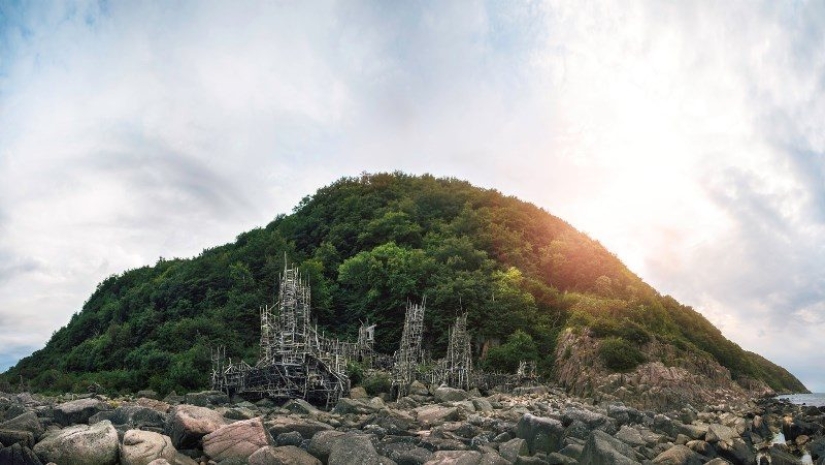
top-left (1, 1), bottom-right (824, 391)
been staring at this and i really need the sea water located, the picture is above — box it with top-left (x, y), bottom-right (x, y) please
top-left (771, 393), bottom-right (825, 464)
top-left (776, 393), bottom-right (825, 408)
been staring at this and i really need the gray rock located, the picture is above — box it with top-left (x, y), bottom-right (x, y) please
top-left (547, 452), bottom-right (581, 465)
top-left (164, 404), bottom-right (226, 450)
top-left (409, 381), bottom-right (430, 397)
top-left (184, 390), bottom-right (230, 407)
top-left (283, 399), bottom-right (322, 416)
top-left (53, 398), bottom-right (107, 427)
top-left (415, 405), bottom-right (460, 428)
top-left (563, 408), bottom-right (617, 434)
top-left (306, 430), bottom-right (348, 463)
top-left (350, 387), bottom-right (370, 399)
top-left (706, 425), bottom-right (738, 445)
top-left (248, 445), bottom-right (322, 465)
top-left (769, 449), bottom-right (803, 465)
top-left (203, 417), bottom-right (273, 462)
top-left (0, 411), bottom-right (44, 439)
top-left (498, 438), bottom-right (529, 463)
top-left (651, 445), bottom-right (703, 465)
top-left (267, 415), bottom-right (333, 439)
top-left (33, 419), bottom-right (119, 465)
top-left (425, 450), bottom-right (482, 464)
top-left (434, 387), bottom-right (470, 403)
top-left (332, 397), bottom-right (383, 415)
top-left (0, 442), bottom-right (43, 465)
top-left (120, 429), bottom-right (177, 465)
top-left (685, 440), bottom-right (716, 458)
top-left (379, 442), bottom-right (433, 465)
top-left (0, 430), bottom-right (35, 448)
top-left (579, 430), bottom-right (641, 465)
top-left (516, 413), bottom-right (565, 455)
top-left (277, 431), bottom-right (305, 447)
top-left (614, 426), bottom-right (646, 447)
top-left (472, 399), bottom-right (494, 413)
top-left (328, 434), bottom-right (383, 465)
top-left (715, 438), bottom-right (756, 465)
top-left (91, 405), bottom-right (166, 429)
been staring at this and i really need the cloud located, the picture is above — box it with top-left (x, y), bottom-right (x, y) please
top-left (1, 1), bottom-right (824, 392)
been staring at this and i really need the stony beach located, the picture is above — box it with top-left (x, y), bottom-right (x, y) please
top-left (0, 384), bottom-right (822, 465)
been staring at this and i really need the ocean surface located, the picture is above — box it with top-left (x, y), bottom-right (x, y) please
top-left (775, 393), bottom-right (825, 407)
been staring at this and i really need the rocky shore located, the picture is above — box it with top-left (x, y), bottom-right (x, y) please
top-left (0, 384), bottom-right (821, 465)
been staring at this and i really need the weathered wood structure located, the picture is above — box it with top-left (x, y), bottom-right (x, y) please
top-left (212, 263), bottom-right (361, 408)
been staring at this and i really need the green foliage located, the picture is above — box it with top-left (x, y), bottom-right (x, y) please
top-left (361, 372), bottom-right (392, 396)
top-left (483, 329), bottom-right (539, 373)
top-left (0, 172), bottom-right (807, 395)
top-left (599, 337), bottom-right (646, 372)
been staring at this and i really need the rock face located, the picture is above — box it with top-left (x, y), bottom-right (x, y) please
top-left (202, 417), bottom-right (272, 462)
top-left (0, 442), bottom-right (44, 465)
top-left (53, 398), bottom-right (107, 427)
top-left (165, 404), bottom-right (226, 449)
top-left (120, 429), bottom-right (177, 465)
top-left (248, 445), bottom-right (322, 465)
top-left (33, 419), bottom-right (119, 465)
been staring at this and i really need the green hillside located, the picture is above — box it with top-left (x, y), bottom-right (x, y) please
top-left (0, 173), bottom-right (807, 395)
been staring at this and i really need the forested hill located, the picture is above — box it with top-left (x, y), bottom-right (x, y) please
top-left (1, 172), bottom-right (807, 395)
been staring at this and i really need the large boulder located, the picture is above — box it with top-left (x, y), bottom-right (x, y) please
top-left (203, 417), bottom-right (273, 462)
top-left (433, 387), bottom-right (469, 403)
top-left (580, 430), bottom-right (641, 465)
top-left (164, 404), bottom-right (226, 450)
top-left (121, 429), bottom-right (177, 465)
top-left (415, 405), bottom-right (460, 428)
top-left (33, 419), bottom-right (119, 465)
top-left (249, 445), bottom-right (322, 465)
top-left (328, 434), bottom-right (383, 465)
top-left (563, 408), bottom-right (618, 434)
top-left (0, 442), bottom-right (43, 465)
top-left (769, 449), bottom-right (803, 465)
top-left (424, 450), bottom-right (482, 464)
top-left (53, 398), bottom-right (107, 426)
top-left (184, 391), bottom-right (230, 407)
top-left (306, 430), bottom-right (348, 463)
top-left (498, 438), bottom-right (529, 463)
top-left (715, 438), bottom-right (756, 465)
top-left (266, 415), bottom-right (333, 439)
top-left (652, 445), bottom-right (703, 465)
top-left (516, 413), bottom-right (565, 455)
top-left (706, 425), bottom-right (738, 445)
top-left (614, 426), bottom-right (647, 447)
top-left (0, 430), bottom-right (35, 448)
top-left (0, 411), bottom-right (44, 439)
top-left (91, 405), bottom-right (166, 430)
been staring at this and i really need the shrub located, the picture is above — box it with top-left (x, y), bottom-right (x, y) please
top-left (599, 337), bottom-right (646, 372)
top-left (361, 372), bottom-right (391, 396)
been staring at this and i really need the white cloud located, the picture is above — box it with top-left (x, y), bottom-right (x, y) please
top-left (1, 0), bottom-right (824, 391)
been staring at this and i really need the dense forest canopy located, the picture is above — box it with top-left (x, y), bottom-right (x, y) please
top-left (0, 172), bottom-right (806, 395)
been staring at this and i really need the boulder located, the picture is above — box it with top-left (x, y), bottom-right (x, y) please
top-left (716, 438), bottom-right (756, 465)
top-left (607, 405), bottom-right (645, 426)
top-left (706, 425), bottom-right (738, 445)
top-left (306, 430), bottom-right (348, 463)
top-left (563, 408), bottom-right (617, 434)
top-left (164, 404), bottom-right (226, 450)
top-left (614, 426), bottom-right (647, 447)
top-left (277, 431), bottom-right (305, 447)
top-left (809, 437), bottom-right (825, 461)
top-left (580, 430), bottom-right (641, 465)
top-left (53, 398), bottom-right (107, 426)
top-left (379, 442), bottom-right (433, 465)
top-left (415, 405), bottom-right (460, 427)
top-left (184, 390), bottom-right (230, 407)
top-left (769, 449), bottom-right (803, 465)
top-left (249, 445), bottom-right (322, 465)
top-left (0, 442), bottom-right (43, 465)
top-left (332, 397), bottom-right (384, 415)
top-left (651, 445), bottom-right (703, 465)
top-left (33, 419), bottom-right (119, 465)
top-left (121, 429), bottom-right (177, 465)
top-left (471, 398), bottom-right (493, 413)
top-left (409, 381), bottom-right (430, 397)
top-left (349, 387), bottom-right (370, 399)
top-left (266, 415), bottom-right (333, 439)
top-left (434, 387), bottom-right (470, 403)
top-left (371, 408), bottom-right (417, 434)
top-left (328, 434), bottom-right (383, 465)
top-left (0, 430), bottom-right (35, 448)
top-left (498, 438), bottom-right (529, 463)
top-left (0, 411), bottom-right (44, 439)
top-left (516, 413), bottom-right (565, 455)
top-left (203, 417), bottom-right (273, 462)
top-left (91, 405), bottom-right (166, 429)
top-left (283, 399), bottom-right (322, 416)
top-left (424, 450), bottom-right (482, 465)
top-left (147, 461), bottom-right (172, 465)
